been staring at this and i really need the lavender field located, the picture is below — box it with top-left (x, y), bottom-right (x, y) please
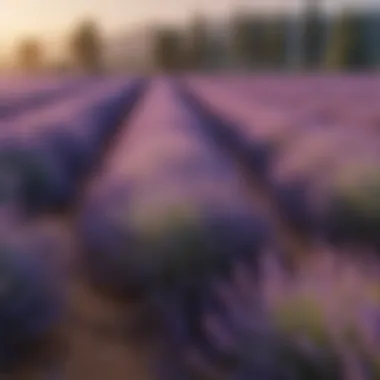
top-left (1, 74), bottom-right (380, 380)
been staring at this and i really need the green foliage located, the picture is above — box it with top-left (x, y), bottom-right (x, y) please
top-left (273, 295), bottom-right (332, 349)
top-left (278, 339), bottom-right (343, 380)
top-left (325, 11), bottom-right (351, 69)
top-left (272, 295), bottom-right (343, 379)
top-left (132, 203), bottom-right (223, 287)
top-left (17, 38), bottom-right (44, 72)
top-left (328, 166), bottom-right (380, 245)
top-left (69, 19), bottom-right (103, 73)
top-left (367, 356), bottom-right (380, 379)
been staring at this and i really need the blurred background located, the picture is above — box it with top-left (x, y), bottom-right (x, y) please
top-left (1, 1), bottom-right (380, 380)
top-left (0, 0), bottom-right (379, 75)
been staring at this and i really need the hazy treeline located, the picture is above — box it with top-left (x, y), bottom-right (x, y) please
top-left (5, 3), bottom-right (380, 74)
top-left (153, 6), bottom-right (380, 72)
top-left (11, 20), bottom-right (103, 74)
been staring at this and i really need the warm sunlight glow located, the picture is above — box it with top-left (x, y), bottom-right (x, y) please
top-left (0, 0), bottom-right (359, 44)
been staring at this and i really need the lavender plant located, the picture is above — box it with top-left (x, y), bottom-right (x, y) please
top-left (0, 212), bottom-right (68, 374)
top-left (326, 163), bottom-right (380, 248)
top-left (161, 246), bottom-right (380, 380)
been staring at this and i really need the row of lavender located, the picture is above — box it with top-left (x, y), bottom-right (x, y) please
top-left (214, 75), bottom-right (380, 128)
top-left (0, 76), bottom-right (146, 375)
top-left (1, 75), bottom-right (380, 379)
top-left (79, 80), bottom-right (276, 378)
top-left (0, 77), bottom-right (146, 212)
top-left (180, 75), bottom-right (380, 250)
top-left (78, 80), bottom-right (380, 380)
top-left (79, 79), bottom-right (269, 298)
top-left (0, 75), bottom-right (103, 119)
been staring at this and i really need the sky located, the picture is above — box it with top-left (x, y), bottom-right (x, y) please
top-left (0, 0), bottom-right (379, 55)
top-left (0, 0), bottom-right (296, 39)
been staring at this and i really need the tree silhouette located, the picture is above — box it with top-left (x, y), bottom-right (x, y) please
top-left (17, 38), bottom-right (44, 72)
top-left (69, 20), bottom-right (103, 73)
top-left (303, 0), bottom-right (323, 69)
top-left (266, 15), bottom-right (287, 68)
top-left (230, 13), bottom-right (252, 67)
top-left (231, 12), bottom-right (267, 69)
top-left (187, 14), bottom-right (208, 70)
top-left (153, 27), bottom-right (184, 72)
top-left (325, 8), bottom-right (371, 70)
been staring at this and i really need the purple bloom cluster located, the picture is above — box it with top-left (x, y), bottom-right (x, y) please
top-left (1, 74), bottom-right (379, 378)
top-left (181, 76), bottom-right (380, 249)
top-left (0, 77), bottom-right (145, 213)
top-left (79, 79), bottom-right (271, 300)
top-left (154, 246), bottom-right (380, 380)
top-left (0, 209), bottom-right (68, 373)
